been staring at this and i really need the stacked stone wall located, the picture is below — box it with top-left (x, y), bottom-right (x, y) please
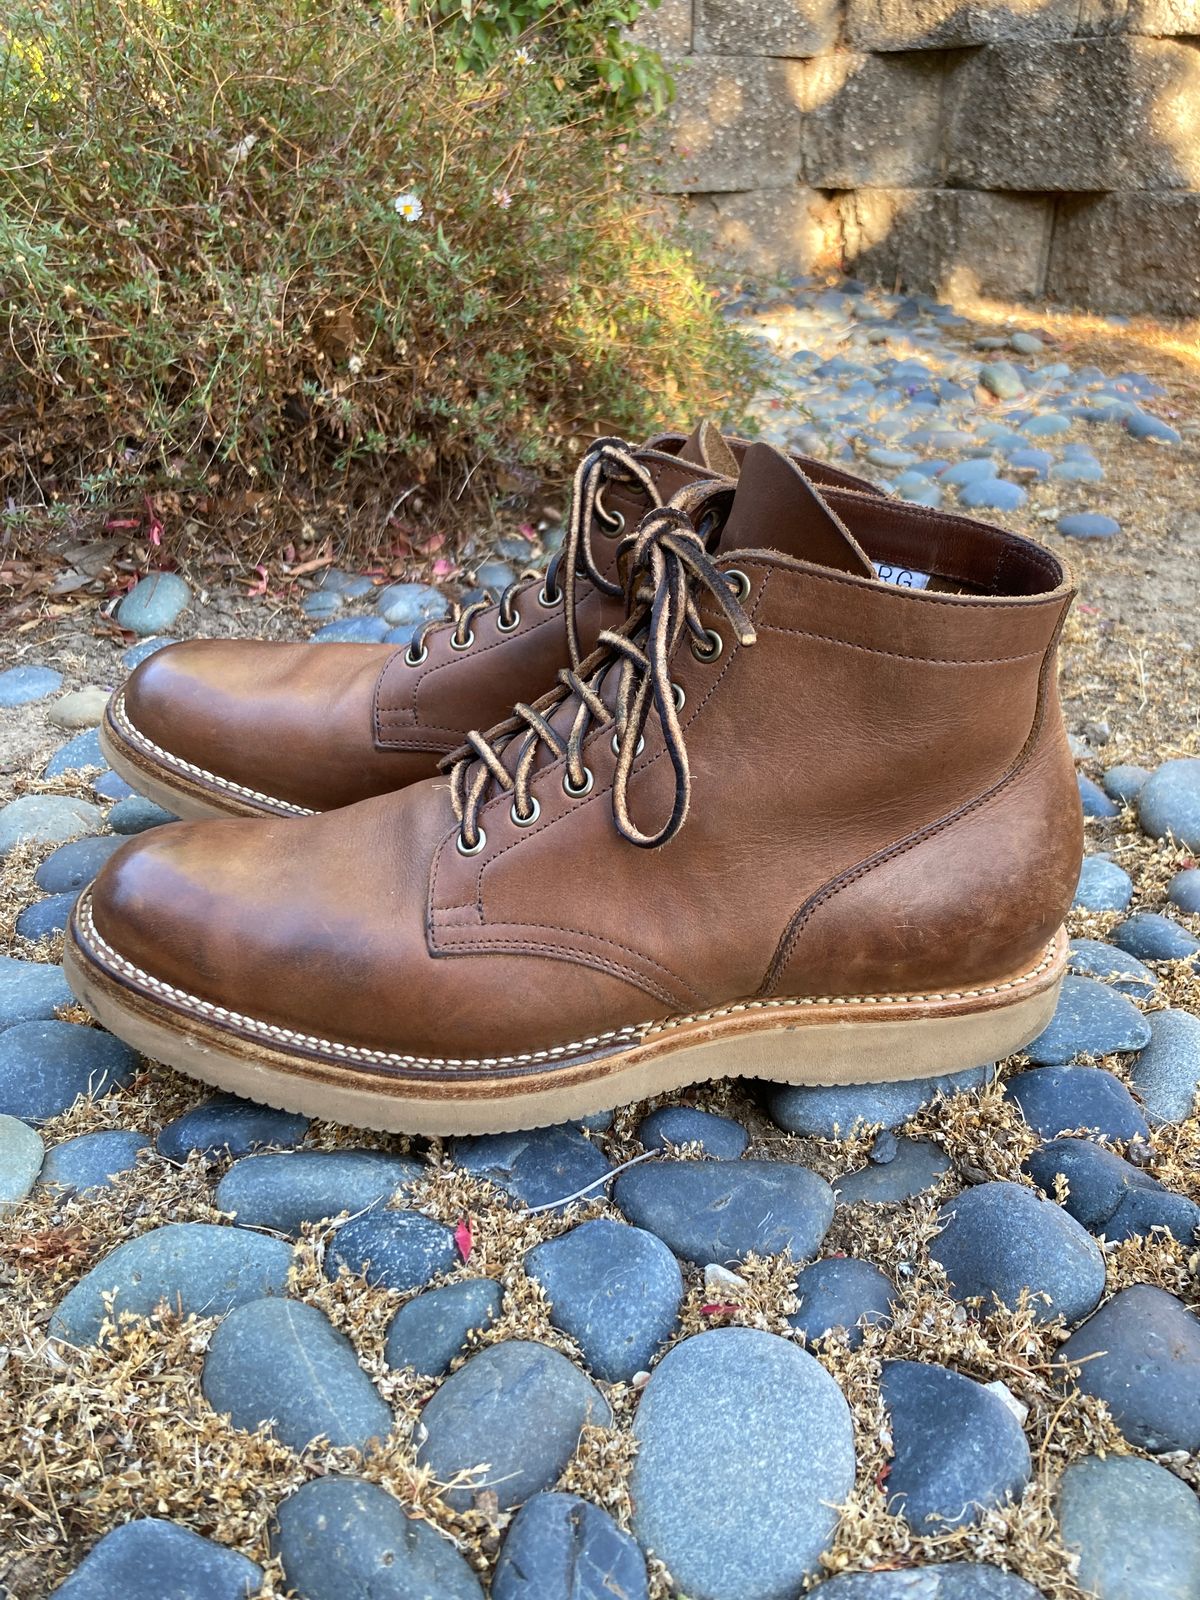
top-left (633, 0), bottom-right (1200, 312)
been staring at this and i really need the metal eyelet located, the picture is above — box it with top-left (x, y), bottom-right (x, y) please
top-left (449, 629), bottom-right (475, 652)
top-left (611, 731), bottom-right (646, 758)
top-left (595, 488), bottom-right (627, 537)
top-left (405, 642), bottom-right (428, 666)
top-left (726, 569), bottom-right (751, 602)
top-left (496, 609), bottom-right (521, 633)
top-left (691, 628), bottom-right (723, 663)
top-left (563, 766), bottom-right (594, 797)
top-left (510, 795), bottom-right (541, 827)
top-left (538, 585), bottom-right (562, 609)
top-left (456, 828), bottom-right (486, 857)
top-left (672, 682), bottom-right (686, 711)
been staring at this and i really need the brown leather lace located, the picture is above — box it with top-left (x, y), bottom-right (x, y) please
top-left (406, 436), bottom-right (679, 669)
top-left (445, 485), bottom-right (755, 853)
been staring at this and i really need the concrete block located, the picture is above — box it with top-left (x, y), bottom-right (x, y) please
top-left (682, 187), bottom-right (843, 273)
top-left (629, 0), bottom-right (693, 53)
top-left (945, 38), bottom-right (1200, 191)
top-left (647, 55), bottom-right (805, 191)
top-left (846, 0), bottom-right (1081, 50)
top-left (1046, 192), bottom-right (1200, 314)
top-left (1083, 0), bottom-right (1200, 35)
top-left (800, 51), bottom-right (948, 187)
top-left (840, 188), bottom-right (1052, 298)
top-left (694, 0), bottom-right (838, 57)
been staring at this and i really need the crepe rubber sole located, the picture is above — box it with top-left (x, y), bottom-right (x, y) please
top-left (65, 893), bottom-right (1068, 1136)
top-left (100, 692), bottom-right (306, 822)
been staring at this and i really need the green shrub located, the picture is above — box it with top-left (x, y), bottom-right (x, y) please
top-left (0, 0), bottom-right (755, 559)
top-left (411, 1), bottom-right (675, 116)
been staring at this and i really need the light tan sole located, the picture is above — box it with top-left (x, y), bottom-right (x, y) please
top-left (66, 896), bottom-right (1068, 1137)
top-left (99, 694), bottom-right (307, 822)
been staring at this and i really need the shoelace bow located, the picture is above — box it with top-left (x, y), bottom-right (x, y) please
top-left (406, 436), bottom-right (667, 668)
top-left (445, 489), bottom-right (755, 853)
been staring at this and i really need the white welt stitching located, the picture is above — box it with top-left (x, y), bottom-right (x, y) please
top-left (75, 893), bottom-right (1060, 1074)
top-left (111, 693), bottom-right (315, 817)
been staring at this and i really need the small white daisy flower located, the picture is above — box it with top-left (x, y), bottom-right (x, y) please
top-left (491, 185), bottom-right (513, 209)
top-left (347, 354), bottom-right (364, 375)
top-left (513, 46), bottom-right (533, 65)
top-left (392, 191), bottom-right (423, 222)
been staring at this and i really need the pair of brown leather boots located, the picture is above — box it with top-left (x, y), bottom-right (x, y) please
top-left (66, 423), bottom-right (1083, 1135)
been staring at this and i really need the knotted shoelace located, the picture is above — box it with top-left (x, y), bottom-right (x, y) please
top-left (444, 488), bottom-right (755, 853)
top-left (405, 436), bottom-right (675, 669)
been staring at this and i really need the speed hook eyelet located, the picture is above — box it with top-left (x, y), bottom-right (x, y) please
top-left (691, 628), bottom-right (723, 663)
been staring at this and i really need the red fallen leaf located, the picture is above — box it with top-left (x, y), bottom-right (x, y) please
top-left (104, 518), bottom-right (141, 531)
top-left (517, 523), bottom-right (537, 541)
top-left (454, 1216), bottom-right (473, 1262)
top-left (144, 495), bottom-right (164, 547)
top-left (875, 1463), bottom-right (892, 1491)
top-left (699, 1302), bottom-right (740, 1317)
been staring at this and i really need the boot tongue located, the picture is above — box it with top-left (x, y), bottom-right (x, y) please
top-left (677, 418), bottom-right (740, 478)
top-left (719, 441), bottom-right (876, 579)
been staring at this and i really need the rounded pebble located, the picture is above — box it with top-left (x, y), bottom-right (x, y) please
top-left (416, 1340), bottom-right (611, 1511)
top-left (526, 1217), bottom-right (683, 1381)
top-left (1058, 513), bottom-right (1120, 540)
top-left (1139, 759), bottom-right (1200, 850)
top-left (1128, 1008), bottom-right (1200, 1124)
top-left (116, 572), bottom-right (192, 635)
top-left (0, 1114), bottom-right (44, 1210)
top-left (50, 1222), bottom-right (293, 1346)
top-left (52, 1518), bottom-right (263, 1600)
top-left (156, 1093), bottom-right (309, 1161)
top-left (1073, 857), bottom-right (1133, 913)
top-left (1067, 938), bottom-right (1156, 997)
top-left (0, 1020), bottom-right (138, 1122)
top-left (203, 1297), bottom-right (393, 1451)
top-left (1059, 1284), bottom-right (1200, 1451)
top-left (614, 1157), bottom-right (834, 1266)
top-left (492, 1492), bottom-right (648, 1600)
top-left (1113, 911), bottom-right (1200, 964)
top-left (931, 1180), bottom-right (1105, 1325)
top-left (107, 795), bottom-right (177, 833)
top-left (1101, 765), bottom-right (1151, 805)
top-left (34, 835), bottom-right (125, 894)
top-left (1057, 1454), bottom-right (1200, 1600)
top-left (1026, 1136), bottom-right (1200, 1244)
top-left (324, 1209), bottom-right (458, 1292)
top-left (216, 1148), bottom-right (424, 1235)
top-left (0, 954), bottom-right (72, 1027)
top-left (1005, 1064), bottom-right (1149, 1141)
top-left (637, 1104), bottom-right (748, 1159)
top-left (39, 1129), bottom-right (149, 1194)
top-left (1025, 975), bottom-right (1151, 1065)
top-left (882, 1360), bottom-right (1032, 1532)
top-left (385, 1278), bottom-right (503, 1377)
top-left (631, 1328), bottom-right (855, 1599)
top-left (0, 664), bottom-right (63, 707)
top-left (1167, 867), bottom-right (1200, 913)
top-left (768, 1065), bottom-right (989, 1136)
top-left (452, 1125), bottom-right (612, 1212)
top-left (788, 1256), bottom-right (896, 1348)
top-left (0, 794), bottom-right (103, 858)
top-left (271, 1475), bottom-right (483, 1599)
top-left (16, 893), bottom-right (78, 941)
top-left (835, 1136), bottom-right (951, 1205)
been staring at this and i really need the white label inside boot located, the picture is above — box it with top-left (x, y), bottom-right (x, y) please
top-left (875, 563), bottom-right (932, 589)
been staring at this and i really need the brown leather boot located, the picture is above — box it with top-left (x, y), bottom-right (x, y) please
top-left (68, 444), bottom-right (1082, 1134)
top-left (100, 424), bottom-right (875, 819)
